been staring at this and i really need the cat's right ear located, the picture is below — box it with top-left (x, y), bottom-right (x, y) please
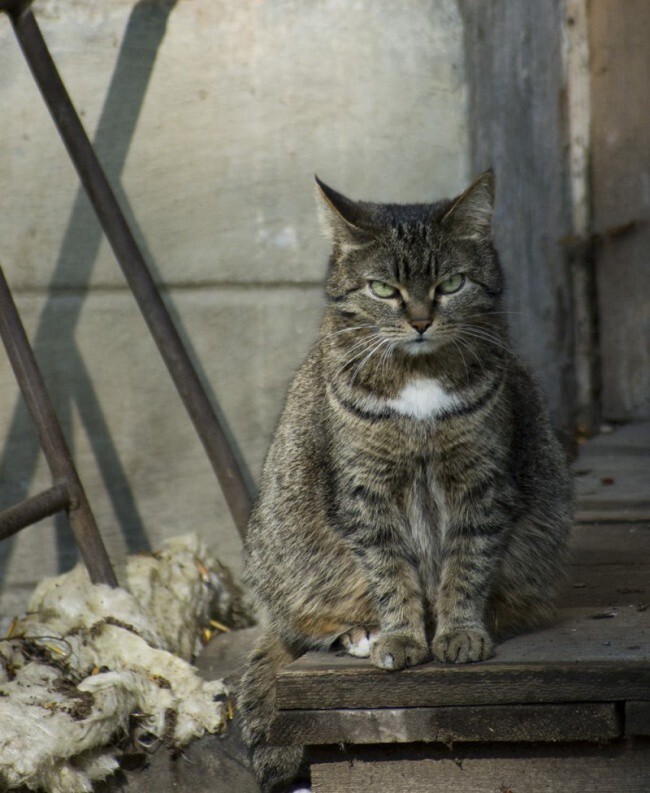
top-left (314, 176), bottom-right (377, 253)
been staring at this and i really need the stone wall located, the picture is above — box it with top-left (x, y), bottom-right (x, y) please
top-left (0, 0), bottom-right (469, 615)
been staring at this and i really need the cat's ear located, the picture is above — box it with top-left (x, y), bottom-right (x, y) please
top-left (441, 171), bottom-right (495, 241)
top-left (314, 176), bottom-right (377, 253)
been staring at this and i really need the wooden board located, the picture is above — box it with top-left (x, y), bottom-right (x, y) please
top-left (309, 741), bottom-right (650, 793)
top-left (560, 565), bottom-right (649, 609)
top-left (589, 2), bottom-right (650, 421)
top-left (270, 702), bottom-right (619, 746)
top-left (560, 521), bottom-right (649, 608)
top-left (458, 0), bottom-right (575, 434)
top-left (574, 424), bottom-right (650, 521)
top-left (568, 522), bottom-right (650, 567)
top-left (277, 606), bottom-right (650, 710)
top-left (626, 701), bottom-right (650, 737)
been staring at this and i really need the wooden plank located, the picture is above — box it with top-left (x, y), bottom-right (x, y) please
top-left (568, 522), bottom-right (650, 566)
top-left (270, 702), bottom-right (620, 746)
top-left (577, 508), bottom-right (650, 524)
top-left (277, 607), bottom-right (649, 710)
top-left (458, 0), bottom-right (575, 434)
top-left (576, 423), bottom-right (650, 453)
top-left (626, 701), bottom-right (650, 737)
top-left (559, 565), bottom-right (649, 609)
top-left (589, 2), bottom-right (650, 421)
top-left (309, 741), bottom-right (650, 793)
top-left (278, 660), bottom-right (649, 711)
top-left (574, 424), bottom-right (650, 519)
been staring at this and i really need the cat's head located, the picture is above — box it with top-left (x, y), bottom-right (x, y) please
top-left (316, 173), bottom-right (505, 359)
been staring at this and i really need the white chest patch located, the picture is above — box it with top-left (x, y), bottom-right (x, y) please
top-left (386, 378), bottom-right (460, 420)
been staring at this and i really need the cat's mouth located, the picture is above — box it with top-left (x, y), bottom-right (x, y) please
top-left (403, 335), bottom-right (438, 355)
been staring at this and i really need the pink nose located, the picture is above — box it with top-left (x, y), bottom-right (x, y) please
top-left (410, 319), bottom-right (432, 335)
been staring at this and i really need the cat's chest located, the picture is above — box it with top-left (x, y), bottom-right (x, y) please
top-left (385, 378), bottom-right (460, 420)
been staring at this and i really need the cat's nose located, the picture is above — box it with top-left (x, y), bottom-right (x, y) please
top-left (410, 319), bottom-right (432, 335)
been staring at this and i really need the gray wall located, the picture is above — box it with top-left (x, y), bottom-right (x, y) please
top-left (0, 0), bottom-right (469, 615)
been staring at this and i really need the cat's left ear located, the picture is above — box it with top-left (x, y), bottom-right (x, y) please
top-left (441, 171), bottom-right (495, 241)
top-left (314, 176), bottom-right (377, 253)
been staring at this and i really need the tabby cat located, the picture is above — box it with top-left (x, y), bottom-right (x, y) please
top-left (238, 172), bottom-right (573, 792)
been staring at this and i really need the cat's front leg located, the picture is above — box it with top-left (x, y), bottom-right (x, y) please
top-left (330, 468), bottom-right (430, 671)
top-left (339, 506), bottom-right (429, 671)
top-left (432, 496), bottom-right (511, 664)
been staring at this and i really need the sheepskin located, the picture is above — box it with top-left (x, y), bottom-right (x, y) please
top-left (0, 533), bottom-right (252, 793)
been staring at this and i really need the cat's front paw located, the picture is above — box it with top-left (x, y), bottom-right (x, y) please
top-left (432, 627), bottom-right (493, 664)
top-left (369, 633), bottom-right (429, 671)
top-left (339, 626), bottom-right (379, 658)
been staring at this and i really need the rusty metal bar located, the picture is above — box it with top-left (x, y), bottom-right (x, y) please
top-left (7, 4), bottom-right (254, 538)
top-left (0, 483), bottom-right (70, 542)
top-left (0, 263), bottom-right (118, 586)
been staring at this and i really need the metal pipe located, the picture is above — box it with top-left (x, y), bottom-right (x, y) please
top-left (8, 6), bottom-right (254, 538)
top-left (0, 484), bottom-right (70, 541)
top-left (0, 264), bottom-right (118, 586)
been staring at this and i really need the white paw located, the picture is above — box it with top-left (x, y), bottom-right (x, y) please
top-left (340, 626), bottom-right (379, 658)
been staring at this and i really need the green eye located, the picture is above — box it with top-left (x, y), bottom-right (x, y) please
top-left (437, 273), bottom-right (465, 295)
top-left (369, 280), bottom-right (399, 298)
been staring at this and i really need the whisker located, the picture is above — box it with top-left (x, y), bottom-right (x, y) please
top-left (334, 336), bottom-right (385, 378)
top-left (377, 341), bottom-right (396, 381)
top-left (350, 338), bottom-right (391, 385)
top-left (464, 326), bottom-right (511, 345)
top-left (454, 334), bottom-right (488, 374)
top-left (321, 324), bottom-right (376, 340)
top-left (456, 328), bottom-right (512, 355)
top-left (448, 336), bottom-right (470, 380)
top-left (339, 333), bottom-right (385, 359)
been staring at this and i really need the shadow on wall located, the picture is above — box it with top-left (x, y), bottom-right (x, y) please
top-left (0, 1), bottom-right (181, 592)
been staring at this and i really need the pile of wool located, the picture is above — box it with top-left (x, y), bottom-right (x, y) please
top-left (0, 533), bottom-right (253, 793)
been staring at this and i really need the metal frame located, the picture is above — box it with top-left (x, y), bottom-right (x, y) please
top-left (0, 1), bottom-right (254, 581)
top-left (0, 264), bottom-right (117, 586)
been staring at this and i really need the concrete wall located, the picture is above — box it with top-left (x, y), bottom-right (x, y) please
top-left (0, 0), bottom-right (469, 615)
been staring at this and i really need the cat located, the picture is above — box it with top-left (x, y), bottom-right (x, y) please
top-left (237, 171), bottom-right (574, 792)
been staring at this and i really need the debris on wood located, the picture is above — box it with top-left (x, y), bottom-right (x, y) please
top-left (588, 608), bottom-right (617, 620)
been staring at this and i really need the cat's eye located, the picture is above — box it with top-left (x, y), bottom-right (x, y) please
top-left (437, 273), bottom-right (465, 295)
top-left (369, 280), bottom-right (399, 299)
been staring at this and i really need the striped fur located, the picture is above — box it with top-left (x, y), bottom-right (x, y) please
top-left (238, 173), bottom-right (574, 791)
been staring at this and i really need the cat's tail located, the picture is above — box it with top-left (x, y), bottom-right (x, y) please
top-left (238, 627), bottom-right (305, 793)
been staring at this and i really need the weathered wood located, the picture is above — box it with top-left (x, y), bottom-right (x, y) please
top-left (309, 741), bottom-right (650, 793)
top-left (626, 701), bottom-right (650, 737)
top-left (278, 660), bottom-right (649, 711)
top-left (270, 702), bottom-right (620, 746)
top-left (560, 521), bottom-right (650, 606)
top-left (574, 424), bottom-right (650, 521)
top-left (589, 1), bottom-right (650, 421)
top-left (568, 521), bottom-right (650, 566)
top-left (458, 0), bottom-right (575, 434)
top-left (277, 605), bottom-right (650, 711)
top-left (276, 612), bottom-right (650, 726)
top-left (577, 508), bottom-right (650, 524)
top-left (560, 565), bottom-right (649, 609)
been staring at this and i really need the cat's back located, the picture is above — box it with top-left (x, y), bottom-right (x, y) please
top-left (504, 355), bottom-right (572, 505)
top-left (265, 340), bottom-right (327, 461)
top-left (246, 341), bottom-right (328, 539)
